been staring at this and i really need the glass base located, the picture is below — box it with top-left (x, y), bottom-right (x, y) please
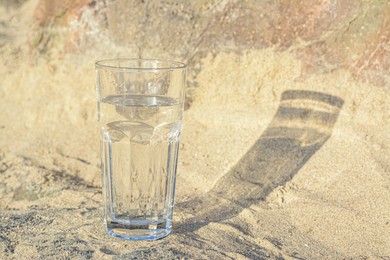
top-left (106, 220), bottom-right (172, 241)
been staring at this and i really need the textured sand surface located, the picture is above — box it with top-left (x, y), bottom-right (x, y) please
top-left (0, 0), bottom-right (389, 259)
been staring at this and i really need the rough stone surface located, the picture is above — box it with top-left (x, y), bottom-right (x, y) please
top-left (0, 0), bottom-right (389, 259)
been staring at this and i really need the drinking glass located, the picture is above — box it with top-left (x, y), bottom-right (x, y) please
top-left (95, 59), bottom-right (186, 240)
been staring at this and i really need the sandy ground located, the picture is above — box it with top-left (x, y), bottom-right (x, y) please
top-left (0, 0), bottom-right (389, 259)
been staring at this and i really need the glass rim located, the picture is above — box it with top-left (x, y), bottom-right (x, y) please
top-left (95, 58), bottom-right (187, 71)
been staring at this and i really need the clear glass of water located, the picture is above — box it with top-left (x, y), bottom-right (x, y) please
top-left (95, 59), bottom-right (186, 241)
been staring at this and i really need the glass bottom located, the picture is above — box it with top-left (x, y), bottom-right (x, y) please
top-left (106, 220), bottom-right (172, 241)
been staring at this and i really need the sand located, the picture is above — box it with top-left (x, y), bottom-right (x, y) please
top-left (0, 0), bottom-right (389, 259)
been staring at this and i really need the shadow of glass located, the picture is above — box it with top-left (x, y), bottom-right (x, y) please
top-left (176, 90), bottom-right (344, 233)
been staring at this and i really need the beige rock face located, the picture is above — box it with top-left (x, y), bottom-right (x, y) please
top-left (0, 0), bottom-right (389, 258)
